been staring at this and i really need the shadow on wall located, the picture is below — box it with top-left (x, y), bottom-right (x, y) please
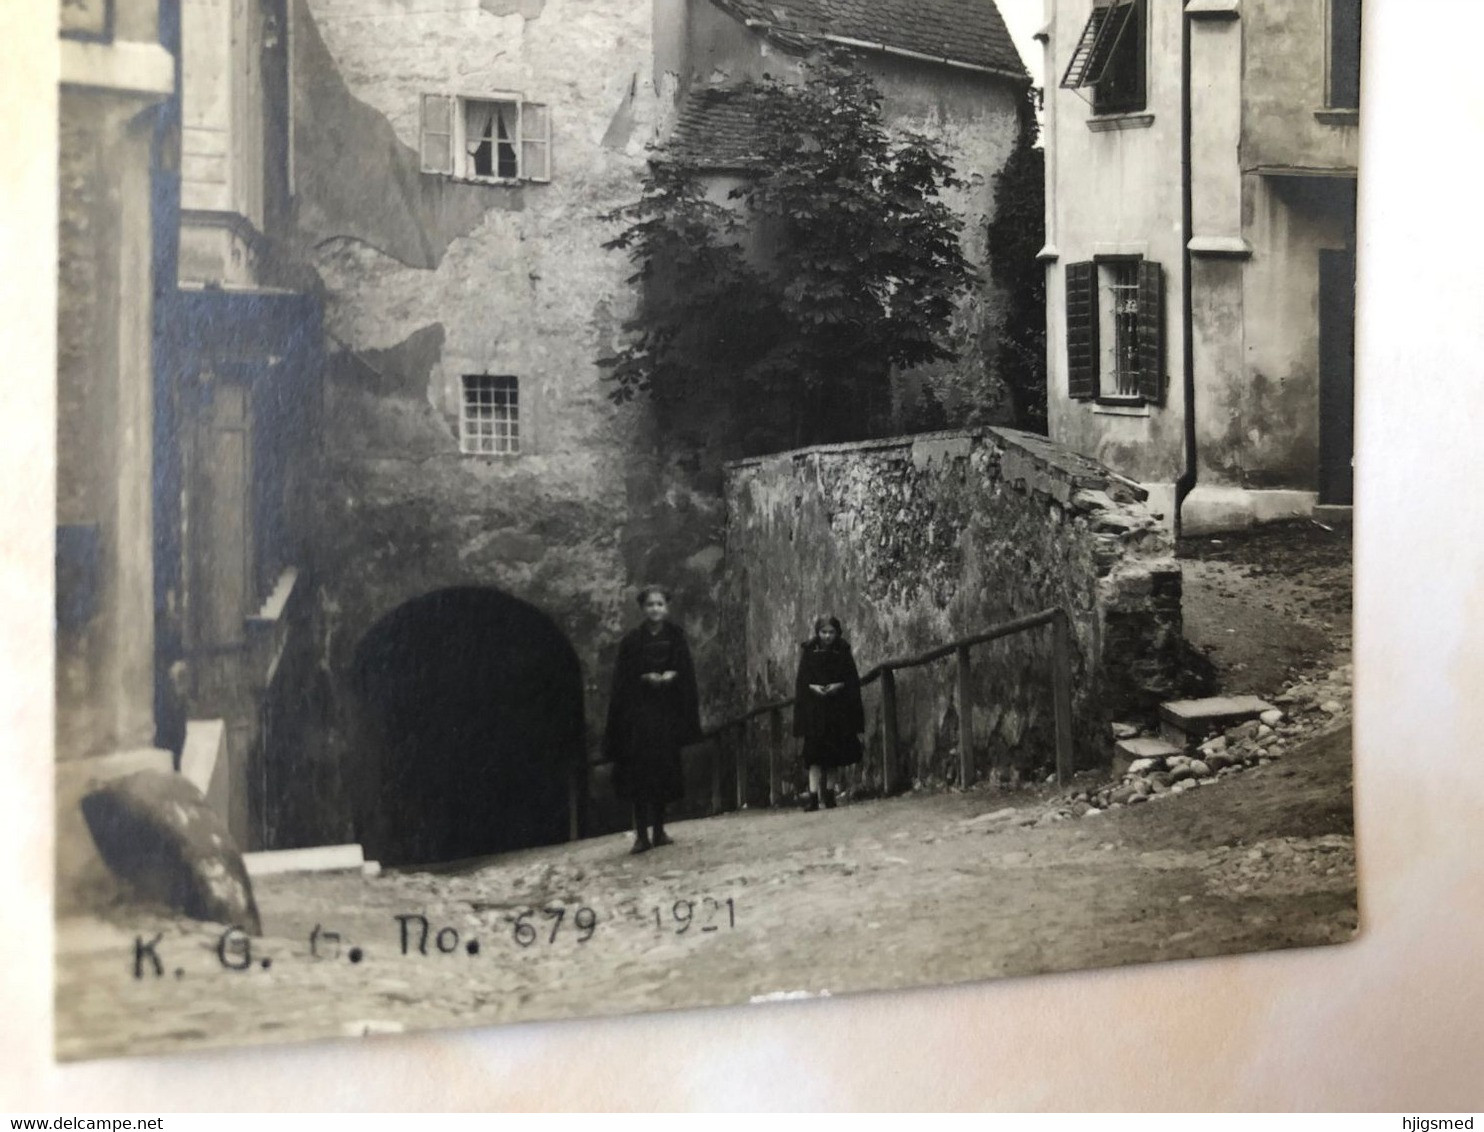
top-left (349, 587), bottom-right (585, 867)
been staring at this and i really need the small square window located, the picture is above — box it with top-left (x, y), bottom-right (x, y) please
top-left (460, 375), bottom-right (521, 456)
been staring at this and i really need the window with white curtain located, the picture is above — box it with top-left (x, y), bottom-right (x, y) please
top-left (419, 94), bottom-right (551, 184)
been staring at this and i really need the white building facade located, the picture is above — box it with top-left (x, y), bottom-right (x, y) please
top-left (1041, 0), bottom-right (1360, 533)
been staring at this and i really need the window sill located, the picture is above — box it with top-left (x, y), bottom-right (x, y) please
top-left (1087, 112), bottom-right (1155, 133)
top-left (447, 174), bottom-right (526, 187)
top-left (1188, 235), bottom-right (1253, 259)
top-left (1314, 108), bottom-right (1359, 127)
top-left (1185, 0), bottom-right (1240, 19)
top-left (1092, 400), bottom-right (1151, 418)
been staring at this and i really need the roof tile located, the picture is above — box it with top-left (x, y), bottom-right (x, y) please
top-left (712, 0), bottom-right (1028, 77)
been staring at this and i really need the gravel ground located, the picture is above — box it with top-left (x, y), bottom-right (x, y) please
top-left (1179, 519), bottom-right (1352, 694)
top-left (56, 726), bottom-right (1356, 1062)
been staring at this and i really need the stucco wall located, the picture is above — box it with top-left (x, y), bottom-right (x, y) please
top-left (723, 429), bottom-right (1185, 792)
top-left (56, 90), bottom-right (160, 765)
top-left (293, 0), bottom-right (730, 834)
top-left (1241, 0), bottom-right (1361, 174)
top-left (1222, 174), bottom-right (1355, 491)
top-left (1043, 0), bottom-right (1188, 490)
top-left (1045, 0), bottom-right (1359, 530)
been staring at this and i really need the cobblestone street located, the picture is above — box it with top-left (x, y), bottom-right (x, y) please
top-left (56, 716), bottom-right (1356, 1062)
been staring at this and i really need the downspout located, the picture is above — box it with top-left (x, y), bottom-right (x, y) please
top-left (1174, 3), bottom-right (1197, 537)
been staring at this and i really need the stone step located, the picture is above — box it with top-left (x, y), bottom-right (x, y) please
top-left (1158, 695), bottom-right (1276, 747)
top-left (1112, 737), bottom-right (1184, 777)
top-left (243, 844), bottom-right (366, 878)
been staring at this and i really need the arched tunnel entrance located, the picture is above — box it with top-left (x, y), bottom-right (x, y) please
top-left (350, 588), bottom-right (586, 867)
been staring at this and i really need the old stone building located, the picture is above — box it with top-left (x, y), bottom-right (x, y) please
top-left (1040, 0), bottom-right (1360, 534)
top-left (289, 0), bottom-right (1031, 861)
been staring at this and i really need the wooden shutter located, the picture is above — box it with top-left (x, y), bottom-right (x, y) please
top-left (1137, 259), bottom-right (1165, 405)
top-left (1066, 261), bottom-right (1099, 401)
top-left (520, 102), bottom-right (551, 182)
top-left (420, 94), bottom-right (454, 175)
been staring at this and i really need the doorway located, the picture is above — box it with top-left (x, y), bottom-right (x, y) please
top-left (350, 588), bottom-right (586, 867)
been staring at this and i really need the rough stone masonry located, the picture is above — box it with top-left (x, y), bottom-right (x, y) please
top-left (722, 428), bottom-right (1186, 790)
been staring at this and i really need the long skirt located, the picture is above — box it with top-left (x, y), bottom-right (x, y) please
top-left (802, 731), bottom-right (864, 770)
top-left (612, 693), bottom-right (687, 805)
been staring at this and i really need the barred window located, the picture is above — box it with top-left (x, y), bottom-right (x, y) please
top-left (460, 375), bottom-right (520, 456)
top-left (1102, 261), bottom-right (1143, 400)
top-left (1066, 259), bottom-right (1165, 405)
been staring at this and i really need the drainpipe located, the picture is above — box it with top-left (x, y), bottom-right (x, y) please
top-left (1174, 4), bottom-right (1198, 538)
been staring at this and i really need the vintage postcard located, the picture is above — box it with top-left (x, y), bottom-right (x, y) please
top-left (54, 0), bottom-right (1360, 1061)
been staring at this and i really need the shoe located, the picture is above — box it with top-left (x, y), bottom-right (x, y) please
top-left (802, 793), bottom-right (820, 813)
top-left (823, 789), bottom-right (837, 810)
top-left (652, 830), bottom-right (674, 848)
top-left (630, 836), bottom-right (652, 855)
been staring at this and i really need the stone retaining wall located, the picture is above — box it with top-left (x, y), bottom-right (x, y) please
top-left (722, 428), bottom-right (1185, 791)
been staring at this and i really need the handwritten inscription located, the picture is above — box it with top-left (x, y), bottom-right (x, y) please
top-left (129, 897), bottom-right (739, 979)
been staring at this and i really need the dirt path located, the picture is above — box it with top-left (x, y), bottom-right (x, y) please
top-left (1179, 520), bottom-right (1352, 695)
top-left (55, 723), bottom-right (1356, 1061)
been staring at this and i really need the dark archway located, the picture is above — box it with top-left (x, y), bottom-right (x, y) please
top-left (350, 588), bottom-right (585, 867)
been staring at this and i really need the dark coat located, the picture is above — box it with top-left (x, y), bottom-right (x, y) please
top-left (793, 640), bottom-right (866, 769)
top-left (602, 621), bottom-right (703, 805)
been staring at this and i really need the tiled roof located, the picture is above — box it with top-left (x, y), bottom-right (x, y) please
top-left (666, 87), bottom-right (766, 170)
top-left (710, 0), bottom-right (1028, 78)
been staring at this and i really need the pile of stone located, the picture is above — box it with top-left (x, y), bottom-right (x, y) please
top-left (1270, 662), bottom-right (1353, 736)
top-left (1070, 707), bottom-right (1287, 813)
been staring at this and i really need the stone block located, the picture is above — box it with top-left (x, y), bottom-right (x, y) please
top-left (243, 844), bottom-right (365, 877)
top-left (81, 770), bottom-right (261, 934)
top-left (56, 748), bottom-right (174, 916)
top-left (1159, 696), bottom-right (1276, 746)
top-left (1112, 737), bottom-right (1183, 777)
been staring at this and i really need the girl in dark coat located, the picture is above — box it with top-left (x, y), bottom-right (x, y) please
top-left (603, 586), bottom-right (703, 854)
top-left (793, 615), bottom-right (866, 812)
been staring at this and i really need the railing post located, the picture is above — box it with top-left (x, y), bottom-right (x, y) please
top-left (880, 667), bottom-right (899, 796)
top-left (1052, 610), bottom-right (1075, 787)
top-left (768, 707), bottom-right (784, 808)
top-left (956, 644), bottom-right (974, 790)
top-left (568, 764), bottom-right (584, 843)
top-left (735, 722), bottom-right (747, 811)
top-left (711, 732), bottom-right (725, 817)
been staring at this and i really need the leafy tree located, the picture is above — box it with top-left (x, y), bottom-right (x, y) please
top-left (985, 86), bottom-right (1048, 434)
top-left (600, 52), bottom-right (979, 452)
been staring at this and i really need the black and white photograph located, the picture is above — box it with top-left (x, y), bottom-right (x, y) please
top-left (52, 0), bottom-right (1362, 1063)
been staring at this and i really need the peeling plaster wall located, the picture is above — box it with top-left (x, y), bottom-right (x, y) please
top-left (1240, 0), bottom-right (1360, 174)
top-left (1218, 174), bottom-right (1355, 492)
top-left (724, 430), bottom-right (1185, 792)
top-left (293, 0), bottom-right (730, 836)
top-left (675, 0), bottom-right (1025, 428)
